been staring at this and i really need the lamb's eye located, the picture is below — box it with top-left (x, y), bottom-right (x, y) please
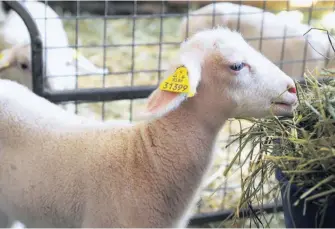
top-left (229, 62), bottom-right (245, 71)
top-left (20, 63), bottom-right (28, 70)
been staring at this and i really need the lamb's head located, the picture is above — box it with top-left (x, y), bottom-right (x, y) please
top-left (0, 44), bottom-right (33, 90)
top-left (145, 27), bottom-right (298, 122)
top-left (0, 44), bottom-right (60, 92)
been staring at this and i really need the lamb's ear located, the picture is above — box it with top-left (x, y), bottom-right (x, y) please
top-left (144, 49), bottom-right (203, 118)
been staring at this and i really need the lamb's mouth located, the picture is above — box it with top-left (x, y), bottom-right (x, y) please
top-left (270, 101), bottom-right (296, 116)
top-left (271, 102), bottom-right (294, 108)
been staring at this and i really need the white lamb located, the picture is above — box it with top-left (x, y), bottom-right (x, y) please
top-left (0, 1), bottom-right (108, 92)
top-left (179, 2), bottom-right (334, 79)
top-left (0, 27), bottom-right (297, 228)
top-left (0, 44), bottom-right (80, 114)
top-left (0, 44), bottom-right (32, 89)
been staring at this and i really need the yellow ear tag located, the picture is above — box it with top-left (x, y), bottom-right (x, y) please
top-left (159, 66), bottom-right (194, 97)
top-left (0, 52), bottom-right (4, 60)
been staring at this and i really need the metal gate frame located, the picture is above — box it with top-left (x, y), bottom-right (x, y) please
top-left (2, 0), bottom-right (306, 226)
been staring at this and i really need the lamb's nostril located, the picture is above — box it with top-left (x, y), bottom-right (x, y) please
top-left (288, 86), bottom-right (297, 94)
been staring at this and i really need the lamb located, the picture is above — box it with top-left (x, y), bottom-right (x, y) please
top-left (0, 44), bottom-right (33, 89)
top-left (0, 1), bottom-right (108, 92)
top-left (0, 27), bottom-right (297, 228)
top-left (0, 43), bottom-right (78, 93)
top-left (0, 44), bottom-right (80, 114)
top-left (179, 2), bottom-right (334, 79)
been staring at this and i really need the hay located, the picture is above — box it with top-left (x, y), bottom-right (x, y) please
top-left (224, 71), bottom-right (335, 223)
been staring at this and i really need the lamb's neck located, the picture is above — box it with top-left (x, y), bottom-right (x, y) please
top-left (152, 105), bottom-right (223, 155)
top-left (140, 104), bottom-right (228, 225)
top-left (147, 102), bottom-right (228, 171)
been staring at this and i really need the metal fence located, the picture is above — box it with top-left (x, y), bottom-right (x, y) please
top-left (4, 0), bottom-right (335, 227)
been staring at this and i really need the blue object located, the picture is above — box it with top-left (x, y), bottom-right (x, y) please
top-left (275, 169), bottom-right (335, 228)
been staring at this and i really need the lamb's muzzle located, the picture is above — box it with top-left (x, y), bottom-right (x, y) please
top-left (268, 83), bottom-right (298, 116)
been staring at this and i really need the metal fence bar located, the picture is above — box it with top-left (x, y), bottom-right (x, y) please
top-left (38, 33), bottom-right (331, 49)
top-left (3, 1), bottom-right (44, 96)
top-left (42, 85), bottom-right (155, 103)
top-left (188, 203), bottom-right (283, 226)
top-left (101, 0), bottom-right (109, 120)
top-left (25, 6), bottom-right (335, 21)
top-left (74, 0), bottom-right (80, 114)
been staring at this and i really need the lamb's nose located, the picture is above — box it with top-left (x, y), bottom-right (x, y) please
top-left (287, 85), bottom-right (297, 94)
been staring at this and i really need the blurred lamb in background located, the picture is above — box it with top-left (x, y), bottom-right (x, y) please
top-left (0, 42), bottom-right (102, 117)
top-left (179, 2), bottom-right (335, 79)
top-left (0, 44), bottom-right (33, 89)
top-left (0, 0), bottom-right (109, 113)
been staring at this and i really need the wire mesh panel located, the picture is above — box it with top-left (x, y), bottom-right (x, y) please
top-left (3, 0), bottom-right (335, 227)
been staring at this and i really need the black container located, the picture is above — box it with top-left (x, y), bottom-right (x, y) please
top-left (275, 169), bottom-right (335, 228)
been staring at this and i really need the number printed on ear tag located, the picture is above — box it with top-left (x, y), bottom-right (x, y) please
top-left (159, 66), bottom-right (194, 97)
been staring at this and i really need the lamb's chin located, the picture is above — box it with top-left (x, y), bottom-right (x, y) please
top-left (271, 103), bottom-right (294, 117)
